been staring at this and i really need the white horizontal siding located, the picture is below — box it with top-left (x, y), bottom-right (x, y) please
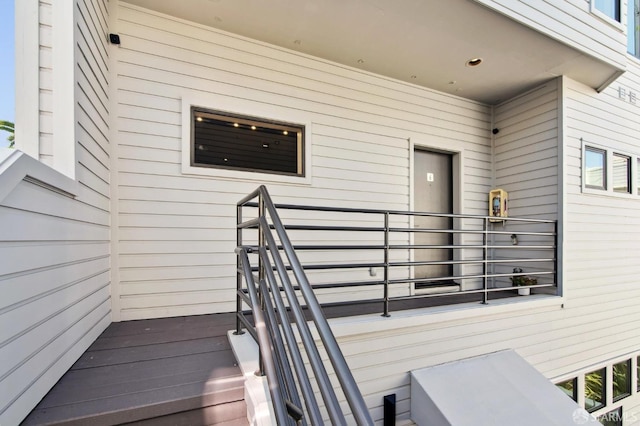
top-left (494, 79), bottom-right (560, 220)
top-left (563, 61), bottom-right (640, 344)
top-left (0, 180), bottom-right (110, 426)
top-left (113, 3), bottom-right (494, 320)
top-left (324, 68), bottom-right (640, 425)
top-left (75, 0), bottom-right (110, 209)
top-left (1, 1), bottom-right (112, 424)
top-left (477, 0), bottom-right (627, 71)
top-left (298, 66), bottom-right (640, 424)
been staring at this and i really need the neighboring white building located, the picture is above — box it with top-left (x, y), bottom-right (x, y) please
top-left (2, 0), bottom-right (640, 424)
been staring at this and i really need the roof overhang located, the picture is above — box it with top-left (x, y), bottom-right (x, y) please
top-left (410, 350), bottom-right (600, 425)
top-left (123, 0), bottom-right (623, 104)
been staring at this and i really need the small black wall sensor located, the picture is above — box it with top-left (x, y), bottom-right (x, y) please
top-left (383, 394), bottom-right (396, 426)
top-left (109, 33), bottom-right (121, 45)
top-left (492, 128), bottom-right (500, 135)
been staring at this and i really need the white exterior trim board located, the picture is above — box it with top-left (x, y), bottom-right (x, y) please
top-left (0, 149), bottom-right (78, 203)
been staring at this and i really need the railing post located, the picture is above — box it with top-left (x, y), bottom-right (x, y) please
top-left (383, 212), bottom-right (390, 317)
top-left (258, 191), bottom-right (266, 287)
top-left (482, 217), bottom-right (488, 305)
top-left (553, 220), bottom-right (558, 292)
top-left (257, 190), bottom-right (266, 376)
top-left (235, 203), bottom-right (244, 335)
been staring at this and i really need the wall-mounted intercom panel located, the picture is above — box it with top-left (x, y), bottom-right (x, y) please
top-left (489, 188), bottom-right (508, 222)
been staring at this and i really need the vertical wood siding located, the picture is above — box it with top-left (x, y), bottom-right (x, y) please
top-left (0, 1), bottom-right (111, 424)
top-left (112, 3), bottom-right (493, 320)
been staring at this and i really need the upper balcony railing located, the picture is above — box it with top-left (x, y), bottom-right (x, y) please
top-left (238, 189), bottom-right (558, 318)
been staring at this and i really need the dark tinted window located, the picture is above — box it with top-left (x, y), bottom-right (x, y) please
top-left (192, 108), bottom-right (304, 176)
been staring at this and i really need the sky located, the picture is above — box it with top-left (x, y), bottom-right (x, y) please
top-left (0, 0), bottom-right (15, 149)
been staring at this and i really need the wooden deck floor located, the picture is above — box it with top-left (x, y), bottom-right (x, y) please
top-left (22, 313), bottom-right (248, 426)
top-left (21, 289), bottom-right (531, 425)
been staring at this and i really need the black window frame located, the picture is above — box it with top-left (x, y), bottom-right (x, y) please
top-left (191, 107), bottom-right (305, 177)
top-left (599, 407), bottom-right (623, 426)
top-left (593, 0), bottom-right (622, 22)
top-left (556, 377), bottom-right (578, 402)
top-left (637, 158), bottom-right (640, 195)
top-left (637, 355), bottom-right (640, 392)
top-left (612, 359), bottom-right (631, 401)
top-left (584, 146), bottom-right (607, 190)
top-left (585, 367), bottom-right (606, 413)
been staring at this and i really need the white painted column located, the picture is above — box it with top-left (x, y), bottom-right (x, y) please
top-left (52, 0), bottom-right (76, 179)
top-left (14, 0), bottom-right (40, 159)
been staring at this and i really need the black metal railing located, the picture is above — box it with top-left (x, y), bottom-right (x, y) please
top-left (236, 186), bottom-right (374, 425)
top-left (236, 186), bottom-right (557, 423)
top-left (238, 193), bottom-right (557, 317)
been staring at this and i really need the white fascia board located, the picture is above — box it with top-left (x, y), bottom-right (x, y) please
top-left (0, 148), bottom-right (78, 204)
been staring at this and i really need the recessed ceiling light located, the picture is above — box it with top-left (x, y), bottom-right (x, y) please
top-left (283, 130), bottom-right (288, 135)
top-left (466, 58), bottom-right (483, 67)
top-left (196, 116), bottom-right (203, 122)
top-left (233, 123), bottom-right (239, 127)
top-left (251, 125), bottom-right (257, 130)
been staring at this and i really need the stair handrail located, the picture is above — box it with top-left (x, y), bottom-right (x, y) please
top-left (237, 185), bottom-right (374, 425)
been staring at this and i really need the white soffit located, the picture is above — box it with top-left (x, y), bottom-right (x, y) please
top-left (123, 0), bottom-right (620, 104)
top-left (410, 350), bottom-right (599, 426)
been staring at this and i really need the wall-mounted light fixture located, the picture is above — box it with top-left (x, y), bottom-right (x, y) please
top-left (511, 234), bottom-right (518, 245)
